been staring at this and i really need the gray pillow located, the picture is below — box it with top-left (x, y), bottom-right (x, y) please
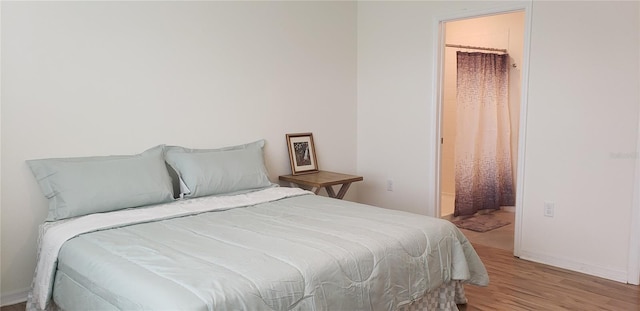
top-left (27, 145), bottom-right (175, 221)
top-left (165, 140), bottom-right (274, 198)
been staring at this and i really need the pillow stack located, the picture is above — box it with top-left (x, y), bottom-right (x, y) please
top-left (27, 140), bottom-right (274, 221)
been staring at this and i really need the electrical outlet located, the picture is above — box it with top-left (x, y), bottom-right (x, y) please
top-left (544, 201), bottom-right (555, 217)
top-left (386, 179), bottom-right (394, 191)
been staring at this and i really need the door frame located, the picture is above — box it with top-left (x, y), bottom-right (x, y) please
top-left (429, 2), bottom-right (532, 258)
top-left (628, 103), bottom-right (640, 285)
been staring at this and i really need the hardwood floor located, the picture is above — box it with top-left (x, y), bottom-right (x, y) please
top-left (460, 243), bottom-right (640, 310)
top-left (454, 209), bottom-right (515, 251)
top-left (0, 302), bottom-right (24, 311)
top-left (455, 211), bottom-right (639, 310)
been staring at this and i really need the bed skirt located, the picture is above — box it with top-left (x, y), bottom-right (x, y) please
top-left (30, 281), bottom-right (467, 311)
top-left (398, 281), bottom-right (467, 311)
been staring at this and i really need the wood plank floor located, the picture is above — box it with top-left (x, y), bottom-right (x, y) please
top-left (455, 211), bottom-right (639, 310)
top-left (454, 210), bottom-right (515, 251)
top-left (0, 302), bottom-right (24, 311)
top-left (460, 243), bottom-right (640, 310)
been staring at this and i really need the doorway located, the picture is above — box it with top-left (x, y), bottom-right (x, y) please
top-left (437, 11), bottom-right (526, 251)
top-left (439, 11), bottom-right (525, 217)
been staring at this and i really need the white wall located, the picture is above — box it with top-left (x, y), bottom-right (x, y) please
top-left (357, 0), bottom-right (639, 283)
top-left (521, 1), bottom-right (639, 282)
top-left (0, 1), bottom-right (357, 302)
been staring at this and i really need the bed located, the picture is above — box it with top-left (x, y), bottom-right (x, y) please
top-left (25, 140), bottom-right (488, 311)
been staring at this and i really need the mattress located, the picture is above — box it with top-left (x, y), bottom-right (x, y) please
top-left (28, 187), bottom-right (488, 311)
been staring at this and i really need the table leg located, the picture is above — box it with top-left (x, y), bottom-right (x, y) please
top-left (335, 183), bottom-right (352, 199)
top-left (325, 186), bottom-right (336, 198)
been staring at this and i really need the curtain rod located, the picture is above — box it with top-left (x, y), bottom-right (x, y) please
top-left (445, 44), bottom-right (507, 53)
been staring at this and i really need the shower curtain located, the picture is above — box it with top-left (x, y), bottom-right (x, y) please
top-left (454, 51), bottom-right (515, 217)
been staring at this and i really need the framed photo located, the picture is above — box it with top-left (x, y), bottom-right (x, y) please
top-left (286, 133), bottom-right (318, 175)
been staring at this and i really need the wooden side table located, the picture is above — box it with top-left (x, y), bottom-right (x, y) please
top-left (279, 170), bottom-right (363, 200)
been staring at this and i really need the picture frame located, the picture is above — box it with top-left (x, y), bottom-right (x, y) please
top-left (286, 132), bottom-right (318, 175)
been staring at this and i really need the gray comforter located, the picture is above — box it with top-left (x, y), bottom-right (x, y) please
top-left (33, 188), bottom-right (488, 311)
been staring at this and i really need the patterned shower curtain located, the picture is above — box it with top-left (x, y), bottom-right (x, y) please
top-left (454, 51), bottom-right (515, 217)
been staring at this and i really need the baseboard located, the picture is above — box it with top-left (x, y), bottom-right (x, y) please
top-left (501, 205), bottom-right (516, 212)
top-left (1, 288), bottom-right (28, 307)
top-left (441, 192), bottom-right (455, 198)
top-left (518, 250), bottom-right (628, 283)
